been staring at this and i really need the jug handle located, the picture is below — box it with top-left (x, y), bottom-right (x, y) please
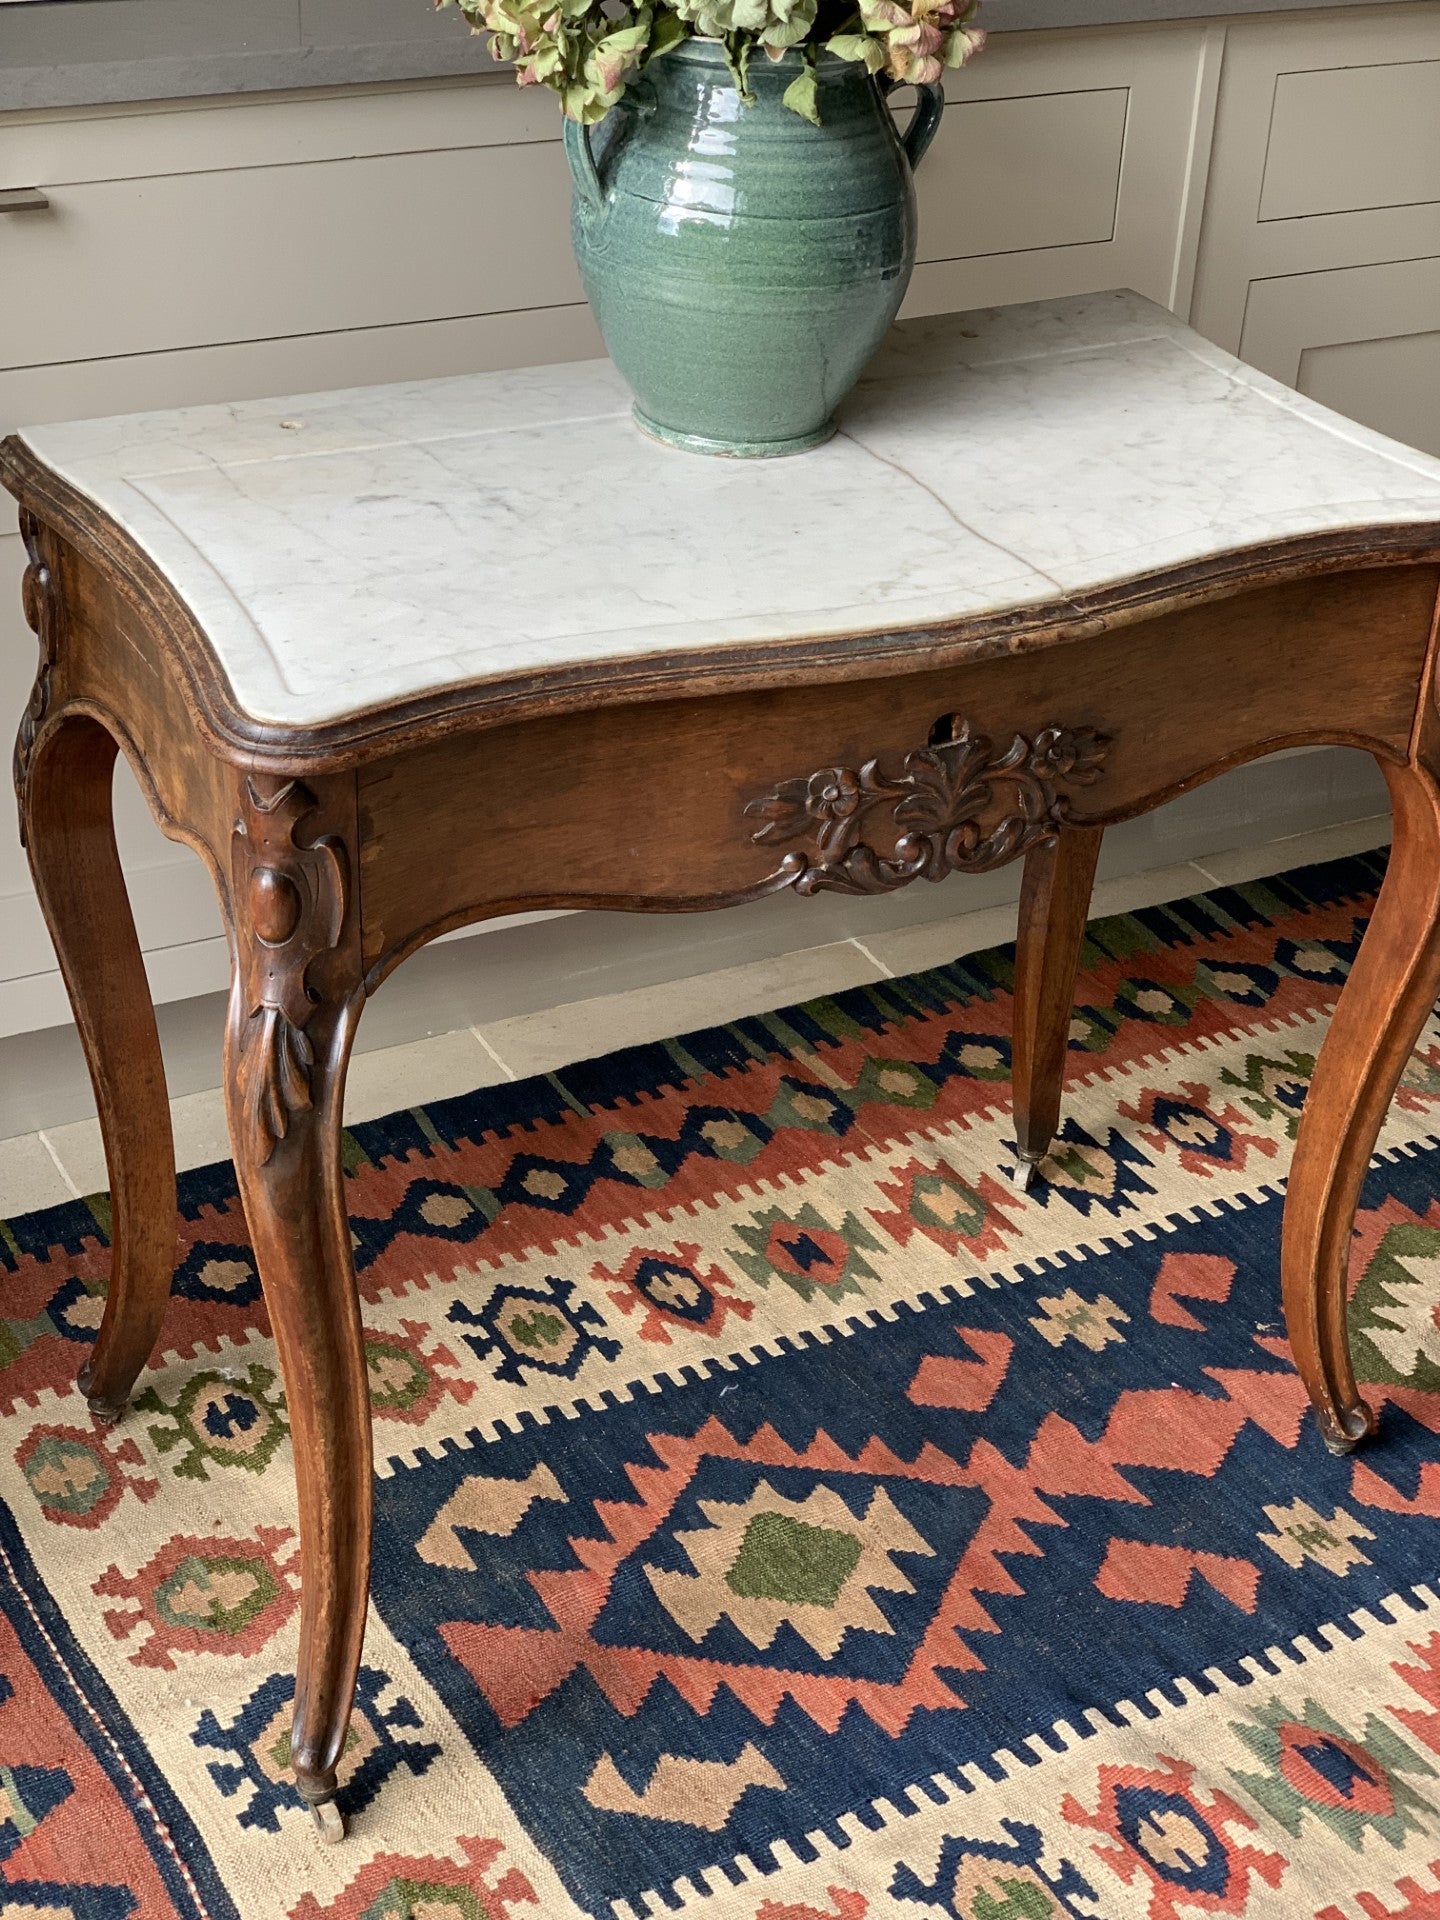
top-left (898, 81), bottom-right (945, 172)
top-left (563, 118), bottom-right (607, 215)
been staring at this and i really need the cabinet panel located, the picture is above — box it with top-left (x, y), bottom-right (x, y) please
top-left (1189, 5), bottom-right (1440, 353)
top-left (1260, 59), bottom-right (1440, 220)
top-left (0, 305), bottom-right (602, 438)
top-left (0, 140), bottom-right (581, 370)
top-left (0, 75), bottom-right (548, 184)
top-left (2, 27), bottom-right (1214, 406)
top-left (1240, 254), bottom-right (1440, 458)
top-left (1300, 330), bottom-right (1440, 459)
top-left (909, 22), bottom-right (1218, 317)
top-left (919, 86), bottom-right (1126, 260)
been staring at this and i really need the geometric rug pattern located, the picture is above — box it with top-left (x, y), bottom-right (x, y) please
top-left (0, 847), bottom-right (1438, 1917)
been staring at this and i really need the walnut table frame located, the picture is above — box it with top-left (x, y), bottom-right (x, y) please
top-left (6, 291), bottom-right (1440, 1842)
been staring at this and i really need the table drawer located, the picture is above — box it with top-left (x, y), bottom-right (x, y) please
top-left (357, 568), bottom-right (1438, 972)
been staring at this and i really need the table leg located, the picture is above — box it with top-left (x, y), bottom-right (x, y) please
top-left (221, 773), bottom-right (369, 1842)
top-left (1282, 756), bottom-right (1440, 1454)
top-left (20, 714), bottom-right (177, 1419)
top-left (1011, 824), bottom-right (1103, 1190)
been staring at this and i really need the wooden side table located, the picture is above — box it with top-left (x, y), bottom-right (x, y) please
top-left (6, 290), bottom-right (1440, 1841)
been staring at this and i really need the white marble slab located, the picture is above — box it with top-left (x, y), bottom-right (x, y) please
top-left (18, 289), bottom-right (1440, 730)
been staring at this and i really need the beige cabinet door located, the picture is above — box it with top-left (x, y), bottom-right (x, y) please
top-left (1190, 5), bottom-right (1440, 355)
top-left (1243, 256), bottom-right (1440, 459)
top-left (908, 21), bottom-right (1221, 318)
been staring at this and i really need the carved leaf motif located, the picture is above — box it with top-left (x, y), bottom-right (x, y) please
top-left (12, 509), bottom-right (62, 828)
top-left (229, 778), bottom-right (348, 1165)
top-left (747, 720), bottom-right (1110, 897)
top-left (242, 1006), bottom-right (316, 1166)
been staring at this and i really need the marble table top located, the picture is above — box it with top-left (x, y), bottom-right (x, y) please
top-left (17, 289), bottom-right (1440, 732)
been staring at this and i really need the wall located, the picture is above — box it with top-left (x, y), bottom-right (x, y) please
top-left (0, 4), bottom-right (1434, 1043)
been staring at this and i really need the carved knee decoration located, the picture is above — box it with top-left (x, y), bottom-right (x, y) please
top-left (13, 508), bottom-right (63, 837)
top-left (229, 776), bottom-right (352, 1162)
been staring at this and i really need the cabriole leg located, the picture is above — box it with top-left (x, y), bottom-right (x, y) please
top-left (1011, 824), bottom-right (1103, 1190)
top-left (1282, 757), bottom-right (1440, 1454)
top-left (222, 772), bottom-right (368, 1840)
top-left (20, 711), bottom-right (178, 1420)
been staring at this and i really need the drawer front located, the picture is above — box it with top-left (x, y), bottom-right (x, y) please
top-left (1301, 328), bottom-right (1440, 461)
top-left (3, 26), bottom-right (1211, 382)
top-left (0, 78), bottom-right (551, 185)
top-left (1, 140), bottom-right (582, 371)
top-left (918, 85), bottom-right (1127, 261)
top-left (358, 568), bottom-right (1437, 972)
top-left (4, 88), bottom-right (1131, 376)
top-left (1189, 6), bottom-right (1440, 356)
top-left (1261, 58), bottom-right (1440, 221)
top-left (1241, 255), bottom-right (1440, 459)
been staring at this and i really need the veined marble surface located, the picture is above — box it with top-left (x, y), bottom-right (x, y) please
top-left (17, 289), bottom-right (1440, 731)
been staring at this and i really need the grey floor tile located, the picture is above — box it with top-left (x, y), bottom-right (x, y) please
top-left (39, 1117), bottom-right (109, 1196)
top-left (1192, 814), bottom-right (1391, 887)
top-left (861, 859), bottom-right (1212, 978)
top-left (481, 940), bottom-right (887, 1081)
top-left (41, 1030), bottom-right (509, 1195)
top-left (343, 1030), bottom-right (508, 1123)
top-left (0, 1132), bottom-right (76, 1217)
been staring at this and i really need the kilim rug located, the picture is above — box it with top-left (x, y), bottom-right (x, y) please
top-left (0, 848), bottom-right (1438, 1920)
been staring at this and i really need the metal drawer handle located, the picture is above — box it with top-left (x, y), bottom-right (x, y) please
top-left (0, 188), bottom-right (49, 213)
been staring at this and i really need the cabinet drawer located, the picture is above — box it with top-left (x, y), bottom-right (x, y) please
top-left (1241, 254), bottom-right (1440, 459)
top-left (1, 140), bottom-right (581, 371)
top-left (1190, 7), bottom-right (1440, 357)
top-left (918, 85), bottom-right (1126, 261)
top-left (0, 306), bottom-right (603, 440)
top-left (1260, 58), bottom-right (1440, 220)
top-left (6, 83), bottom-right (1129, 373)
top-left (1302, 326), bottom-right (1440, 459)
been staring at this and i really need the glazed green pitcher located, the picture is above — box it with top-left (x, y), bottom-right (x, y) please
top-left (563, 40), bottom-right (944, 457)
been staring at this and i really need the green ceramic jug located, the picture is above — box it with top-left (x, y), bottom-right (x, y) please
top-left (563, 40), bottom-right (944, 457)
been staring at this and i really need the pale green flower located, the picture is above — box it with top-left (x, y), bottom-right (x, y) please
top-left (437, 0), bottom-right (985, 120)
top-left (563, 11), bottom-right (659, 119)
top-left (673, 0), bottom-right (818, 68)
top-left (830, 0), bottom-right (984, 87)
top-left (439, 0), bottom-right (660, 119)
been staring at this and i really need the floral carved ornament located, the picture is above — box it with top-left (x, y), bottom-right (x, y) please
top-left (746, 721), bottom-right (1110, 897)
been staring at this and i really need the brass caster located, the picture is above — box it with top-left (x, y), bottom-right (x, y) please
top-left (1012, 1157), bottom-right (1040, 1193)
top-left (309, 1798), bottom-right (345, 1845)
top-left (1317, 1399), bottom-right (1377, 1457)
